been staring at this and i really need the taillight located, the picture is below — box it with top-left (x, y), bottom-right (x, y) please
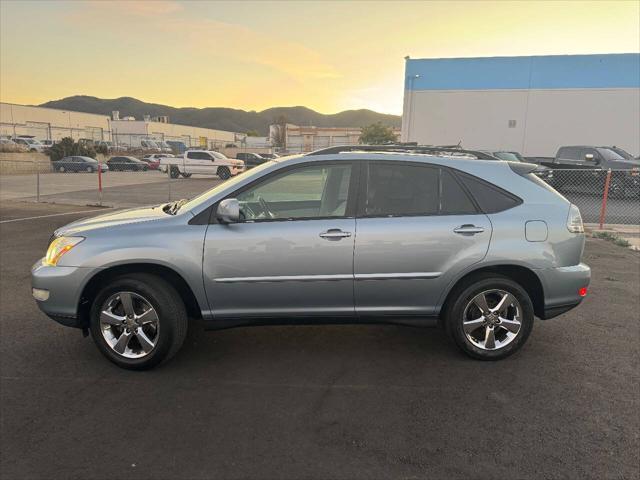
top-left (578, 287), bottom-right (588, 297)
top-left (566, 204), bottom-right (584, 233)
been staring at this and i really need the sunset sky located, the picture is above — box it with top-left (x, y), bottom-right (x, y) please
top-left (1, 0), bottom-right (639, 114)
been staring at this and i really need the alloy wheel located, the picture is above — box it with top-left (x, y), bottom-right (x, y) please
top-left (99, 292), bottom-right (160, 359)
top-left (462, 289), bottom-right (522, 351)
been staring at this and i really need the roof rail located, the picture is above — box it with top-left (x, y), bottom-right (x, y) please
top-left (306, 144), bottom-right (498, 160)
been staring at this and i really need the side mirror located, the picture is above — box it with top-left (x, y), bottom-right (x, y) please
top-left (216, 198), bottom-right (240, 224)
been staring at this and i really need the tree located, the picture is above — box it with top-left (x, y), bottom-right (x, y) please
top-left (271, 114), bottom-right (288, 149)
top-left (47, 137), bottom-right (96, 162)
top-left (245, 130), bottom-right (260, 137)
top-left (359, 122), bottom-right (397, 145)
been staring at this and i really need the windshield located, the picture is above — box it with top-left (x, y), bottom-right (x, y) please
top-left (494, 152), bottom-right (522, 162)
top-left (606, 147), bottom-right (635, 161)
top-left (596, 148), bottom-right (626, 161)
top-left (179, 160), bottom-right (276, 212)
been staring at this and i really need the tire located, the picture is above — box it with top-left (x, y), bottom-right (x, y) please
top-left (58, 166), bottom-right (65, 173)
top-left (217, 166), bottom-right (230, 180)
top-left (170, 167), bottom-right (180, 179)
top-left (609, 179), bottom-right (627, 199)
top-left (181, 172), bottom-right (192, 178)
top-left (142, 166), bottom-right (148, 172)
top-left (89, 273), bottom-right (188, 370)
top-left (444, 273), bottom-right (534, 361)
top-left (86, 166), bottom-right (93, 173)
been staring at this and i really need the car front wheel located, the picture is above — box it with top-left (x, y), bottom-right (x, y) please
top-left (217, 166), bottom-right (230, 180)
top-left (444, 274), bottom-right (534, 360)
top-left (89, 273), bottom-right (188, 370)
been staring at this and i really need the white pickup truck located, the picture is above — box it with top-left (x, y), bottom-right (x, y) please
top-left (160, 150), bottom-right (245, 179)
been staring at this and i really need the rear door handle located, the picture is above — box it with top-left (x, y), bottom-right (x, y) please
top-left (453, 224), bottom-right (485, 235)
top-left (319, 229), bottom-right (352, 240)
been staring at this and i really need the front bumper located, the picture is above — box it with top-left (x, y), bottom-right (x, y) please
top-left (537, 263), bottom-right (591, 319)
top-left (31, 259), bottom-right (97, 328)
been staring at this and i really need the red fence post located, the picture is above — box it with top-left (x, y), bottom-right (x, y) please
top-left (598, 169), bottom-right (612, 229)
top-left (97, 163), bottom-right (103, 206)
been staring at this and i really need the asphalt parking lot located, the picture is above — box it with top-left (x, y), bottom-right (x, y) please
top-left (1, 201), bottom-right (638, 480)
top-left (0, 171), bottom-right (224, 208)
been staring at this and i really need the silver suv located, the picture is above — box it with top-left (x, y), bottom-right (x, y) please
top-left (32, 147), bottom-right (591, 369)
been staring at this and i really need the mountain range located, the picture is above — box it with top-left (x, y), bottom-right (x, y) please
top-left (39, 96), bottom-right (401, 135)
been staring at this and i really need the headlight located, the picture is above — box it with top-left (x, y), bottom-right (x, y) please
top-left (44, 236), bottom-right (84, 266)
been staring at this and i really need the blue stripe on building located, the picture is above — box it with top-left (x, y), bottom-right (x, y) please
top-left (404, 53), bottom-right (640, 90)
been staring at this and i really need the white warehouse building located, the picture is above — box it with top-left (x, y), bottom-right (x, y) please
top-left (401, 53), bottom-right (640, 157)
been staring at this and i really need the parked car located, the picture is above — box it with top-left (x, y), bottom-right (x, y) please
top-left (107, 156), bottom-right (148, 171)
top-left (93, 140), bottom-right (118, 152)
top-left (159, 150), bottom-right (245, 179)
top-left (259, 153), bottom-right (280, 160)
top-left (140, 140), bottom-right (160, 152)
top-left (166, 140), bottom-right (188, 155)
top-left (0, 138), bottom-right (26, 151)
top-left (32, 146), bottom-right (590, 369)
top-left (543, 146), bottom-right (640, 198)
top-left (141, 154), bottom-right (168, 170)
top-left (154, 140), bottom-right (173, 153)
top-left (236, 152), bottom-right (267, 168)
top-left (52, 156), bottom-right (107, 173)
top-left (13, 137), bottom-right (46, 152)
top-left (40, 139), bottom-right (55, 148)
top-left (481, 150), bottom-right (554, 184)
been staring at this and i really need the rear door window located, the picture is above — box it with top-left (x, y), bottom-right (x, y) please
top-left (187, 152), bottom-right (212, 160)
top-left (362, 163), bottom-right (477, 217)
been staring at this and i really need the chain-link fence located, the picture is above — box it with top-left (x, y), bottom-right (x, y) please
top-left (545, 169), bottom-right (639, 227)
top-left (0, 159), bottom-right (225, 208)
top-left (1, 156), bottom-right (638, 227)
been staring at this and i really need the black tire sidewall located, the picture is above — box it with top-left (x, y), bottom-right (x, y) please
top-left (446, 276), bottom-right (534, 360)
top-left (89, 275), bottom-right (185, 370)
top-left (218, 166), bottom-right (230, 179)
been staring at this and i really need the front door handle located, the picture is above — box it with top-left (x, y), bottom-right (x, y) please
top-left (319, 229), bottom-right (352, 240)
top-left (453, 224), bottom-right (485, 235)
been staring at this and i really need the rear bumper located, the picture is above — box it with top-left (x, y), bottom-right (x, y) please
top-left (31, 260), bottom-right (97, 328)
top-left (537, 263), bottom-right (591, 320)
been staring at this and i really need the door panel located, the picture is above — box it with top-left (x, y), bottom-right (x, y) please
top-left (203, 219), bottom-right (355, 317)
top-left (203, 161), bottom-right (358, 318)
top-left (354, 214), bottom-right (492, 316)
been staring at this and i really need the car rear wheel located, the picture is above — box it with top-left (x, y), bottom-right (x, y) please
top-left (89, 273), bottom-right (188, 370)
top-left (217, 166), bottom-right (230, 180)
top-left (58, 166), bottom-right (65, 173)
top-left (86, 166), bottom-right (93, 173)
top-left (444, 274), bottom-right (534, 360)
top-left (170, 167), bottom-right (180, 178)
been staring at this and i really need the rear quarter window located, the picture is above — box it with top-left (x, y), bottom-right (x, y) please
top-left (456, 172), bottom-right (522, 214)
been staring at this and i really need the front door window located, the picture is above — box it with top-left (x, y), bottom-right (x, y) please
top-left (236, 163), bottom-right (352, 221)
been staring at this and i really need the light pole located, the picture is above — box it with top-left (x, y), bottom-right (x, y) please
top-left (405, 73), bottom-right (420, 142)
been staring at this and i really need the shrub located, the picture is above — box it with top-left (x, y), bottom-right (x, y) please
top-left (47, 137), bottom-right (97, 162)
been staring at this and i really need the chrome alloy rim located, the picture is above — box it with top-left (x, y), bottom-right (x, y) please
top-left (462, 289), bottom-right (522, 351)
top-left (100, 292), bottom-right (160, 359)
